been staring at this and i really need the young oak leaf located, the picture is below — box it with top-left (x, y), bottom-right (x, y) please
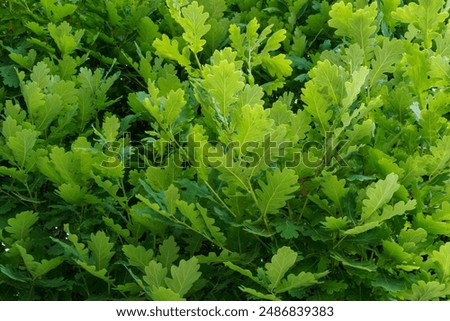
top-left (164, 257), bottom-right (201, 297)
top-left (342, 66), bottom-right (369, 109)
top-left (231, 104), bottom-right (274, 146)
top-left (153, 35), bottom-right (191, 67)
top-left (400, 281), bottom-right (449, 301)
top-left (261, 54), bottom-right (293, 78)
top-left (361, 173), bottom-right (400, 222)
top-left (6, 128), bottom-right (38, 170)
top-left (345, 200), bottom-right (416, 235)
top-left (4, 211), bottom-right (39, 241)
top-left (369, 39), bottom-right (404, 88)
top-left (435, 28), bottom-right (450, 56)
top-left (48, 21), bottom-right (84, 55)
top-left (328, 2), bottom-right (378, 58)
top-left (321, 171), bottom-right (349, 213)
top-left (157, 236), bottom-right (180, 268)
top-left (301, 81), bottom-right (332, 134)
top-left (308, 60), bottom-right (346, 106)
top-left (197, 204), bottom-right (226, 247)
top-left (87, 231), bottom-right (115, 271)
top-left (430, 243), bottom-right (450, 281)
top-left (178, 1), bottom-right (211, 54)
top-left (392, 0), bottom-right (448, 49)
top-left (202, 60), bottom-right (245, 121)
top-left (163, 89), bottom-right (186, 129)
top-left (123, 245), bottom-right (154, 270)
top-left (256, 168), bottom-right (299, 216)
top-left (143, 260), bottom-right (167, 289)
top-left (265, 246), bottom-right (297, 291)
top-left (429, 55), bottom-right (450, 86)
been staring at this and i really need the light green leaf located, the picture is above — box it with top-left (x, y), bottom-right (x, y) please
top-left (274, 220), bottom-right (301, 239)
top-left (265, 246), bottom-right (297, 290)
top-left (9, 49), bottom-right (37, 70)
top-left (322, 217), bottom-right (350, 231)
top-left (237, 84), bottom-right (265, 108)
top-left (1, 116), bottom-right (21, 141)
top-left (361, 173), bottom-right (400, 222)
top-left (392, 0), bottom-right (448, 48)
top-left (176, 199), bottom-right (206, 232)
top-left (57, 183), bottom-right (88, 205)
top-left (37, 94), bottom-right (64, 131)
top-left (420, 135), bottom-right (450, 178)
top-left (382, 240), bottom-right (412, 263)
top-left (398, 228), bottom-right (428, 245)
top-left (163, 89), bottom-right (186, 128)
top-left (48, 21), bottom-right (84, 55)
top-left (261, 29), bottom-right (286, 54)
top-left (229, 24), bottom-right (246, 57)
top-left (342, 66), bottom-right (369, 108)
top-left (178, 1), bottom-right (211, 53)
top-left (369, 200), bottom-right (417, 223)
top-left (401, 281), bottom-right (449, 300)
top-left (435, 28), bottom-right (450, 56)
top-left (202, 60), bottom-right (245, 120)
top-left (308, 60), bottom-right (346, 106)
top-left (145, 159), bottom-right (183, 192)
top-left (256, 168), bottom-right (299, 216)
top-left (370, 39), bottom-right (404, 88)
top-left (143, 260), bottom-right (167, 288)
top-left (157, 236), bottom-right (179, 268)
top-left (321, 171), bottom-right (349, 212)
top-left (231, 104), bottom-right (274, 146)
top-left (102, 115), bottom-right (120, 141)
top-left (429, 55), bottom-right (450, 86)
top-left (22, 82), bottom-right (45, 119)
top-left (344, 119), bottom-right (374, 149)
top-left (38, 147), bottom-right (77, 185)
top-left (123, 245), bottom-right (154, 270)
top-left (301, 81), bottom-right (332, 134)
top-left (165, 257), bottom-right (201, 297)
top-left (29, 61), bottom-right (50, 87)
top-left (6, 129), bottom-right (38, 169)
top-left (261, 54), bottom-right (293, 78)
top-left (329, 2), bottom-right (378, 58)
top-left (87, 231), bottom-right (115, 271)
top-left (153, 35), bottom-right (191, 67)
top-left (431, 243), bottom-right (450, 281)
top-left (4, 211), bottom-right (38, 241)
top-left (290, 110), bottom-right (312, 142)
top-left (197, 204), bottom-right (227, 247)
top-left (165, 184), bottom-right (180, 215)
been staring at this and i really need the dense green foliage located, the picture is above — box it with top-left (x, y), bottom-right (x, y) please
top-left (0, 0), bottom-right (450, 300)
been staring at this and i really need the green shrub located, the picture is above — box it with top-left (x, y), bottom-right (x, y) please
top-left (0, 0), bottom-right (449, 300)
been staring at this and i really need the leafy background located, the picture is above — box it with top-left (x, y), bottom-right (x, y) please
top-left (0, 0), bottom-right (450, 300)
